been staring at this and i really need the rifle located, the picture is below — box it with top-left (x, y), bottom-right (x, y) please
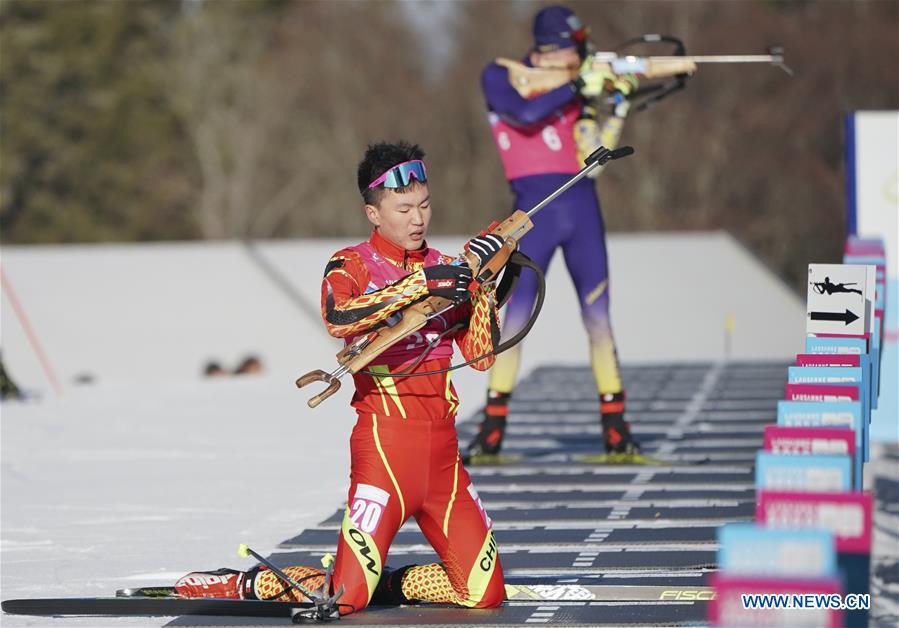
top-left (296, 145), bottom-right (635, 408)
top-left (499, 42), bottom-right (791, 99)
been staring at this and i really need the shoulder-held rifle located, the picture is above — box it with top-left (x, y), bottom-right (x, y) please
top-left (499, 34), bottom-right (791, 102)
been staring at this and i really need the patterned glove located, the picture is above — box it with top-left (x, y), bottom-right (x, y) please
top-left (423, 264), bottom-right (472, 304)
top-left (465, 234), bottom-right (505, 269)
top-left (571, 58), bottom-right (615, 98)
top-left (610, 73), bottom-right (639, 97)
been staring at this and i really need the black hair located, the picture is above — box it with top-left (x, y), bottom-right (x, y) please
top-left (203, 361), bottom-right (225, 376)
top-left (357, 141), bottom-right (426, 206)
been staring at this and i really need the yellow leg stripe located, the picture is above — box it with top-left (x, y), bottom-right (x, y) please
top-left (585, 279), bottom-right (608, 306)
top-left (372, 413), bottom-right (405, 523)
top-left (442, 455), bottom-right (460, 536)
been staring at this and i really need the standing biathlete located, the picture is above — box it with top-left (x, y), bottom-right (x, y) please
top-left (172, 142), bottom-right (506, 616)
top-left (465, 5), bottom-right (640, 460)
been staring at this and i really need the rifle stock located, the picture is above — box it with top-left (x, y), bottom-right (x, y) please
top-left (337, 295), bottom-right (454, 372)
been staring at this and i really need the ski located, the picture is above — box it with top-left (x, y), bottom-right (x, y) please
top-left (1, 596), bottom-right (311, 618)
top-left (2, 584), bottom-right (715, 618)
top-left (504, 584), bottom-right (715, 602)
top-left (574, 452), bottom-right (670, 465)
top-left (2, 584), bottom-right (716, 618)
top-left (464, 452), bottom-right (524, 465)
top-left (117, 586), bottom-right (177, 598)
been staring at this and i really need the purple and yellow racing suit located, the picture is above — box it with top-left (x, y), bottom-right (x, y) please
top-left (481, 58), bottom-right (623, 403)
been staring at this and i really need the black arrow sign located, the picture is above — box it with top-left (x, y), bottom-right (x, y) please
top-left (810, 309), bottom-right (859, 326)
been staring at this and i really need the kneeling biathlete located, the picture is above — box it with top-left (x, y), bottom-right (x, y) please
top-left (173, 141), bottom-right (506, 616)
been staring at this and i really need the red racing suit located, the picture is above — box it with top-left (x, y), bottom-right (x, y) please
top-left (321, 228), bottom-right (505, 613)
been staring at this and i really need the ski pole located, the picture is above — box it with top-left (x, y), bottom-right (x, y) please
top-left (237, 543), bottom-right (318, 601)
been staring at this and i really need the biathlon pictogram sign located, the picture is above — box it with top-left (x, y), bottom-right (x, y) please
top-left (807, 264), bottom-right (873, 336)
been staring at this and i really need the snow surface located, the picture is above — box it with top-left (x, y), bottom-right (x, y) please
top-left (1, 375), bottom-right (355, 626)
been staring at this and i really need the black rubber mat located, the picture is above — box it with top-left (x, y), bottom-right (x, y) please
top-left (281, 524), bottom-right (719, 549)
top-left (274, 548), bottom-right (719, 571)
top-left (336, 601), bottom-right (710, 625)
top-left (466, 470), bottom-right (755, 484)
top-left (315, 502), bottom-right (755, 526)
top-left (476, 488), bottom-right (756, 500)
top-left (167, 599), bottom-right (709, 626)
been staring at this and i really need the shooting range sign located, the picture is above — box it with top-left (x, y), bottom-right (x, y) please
top-left (718, 524), bottom-right (836, 578)
top-left (755, 452), bottom-right (852, 492)
top-left (756, 490), bottom-right (873, 554)
top-left (807, 264), bottom-right (870, 335)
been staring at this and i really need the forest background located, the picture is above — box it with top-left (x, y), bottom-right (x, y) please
top-left (2, 0), bottom-right (898, 290)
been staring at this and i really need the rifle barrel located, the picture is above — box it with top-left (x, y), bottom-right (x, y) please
top-left (526, 163), bottom-right (598, 217)
top-left (526, 146), bottom-right (633, 218)
top-left (644, 54), bottom-right (782, 63)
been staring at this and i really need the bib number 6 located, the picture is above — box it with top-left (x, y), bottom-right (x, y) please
top-left (542, 126), bottom-right (563, 151)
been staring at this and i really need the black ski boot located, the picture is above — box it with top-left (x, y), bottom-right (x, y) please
top-left (600, 392), bottom-right (642, 460)
top-left (463, 392), bottom-right (511, 463)
top-left (369, 565), bottom-right (418, 606)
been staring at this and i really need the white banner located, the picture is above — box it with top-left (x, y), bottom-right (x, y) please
top-left (849, 110), bottom-right (898, 280)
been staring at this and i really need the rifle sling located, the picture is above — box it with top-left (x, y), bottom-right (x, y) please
top-left (492, 250), bottom-right (545, 355)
